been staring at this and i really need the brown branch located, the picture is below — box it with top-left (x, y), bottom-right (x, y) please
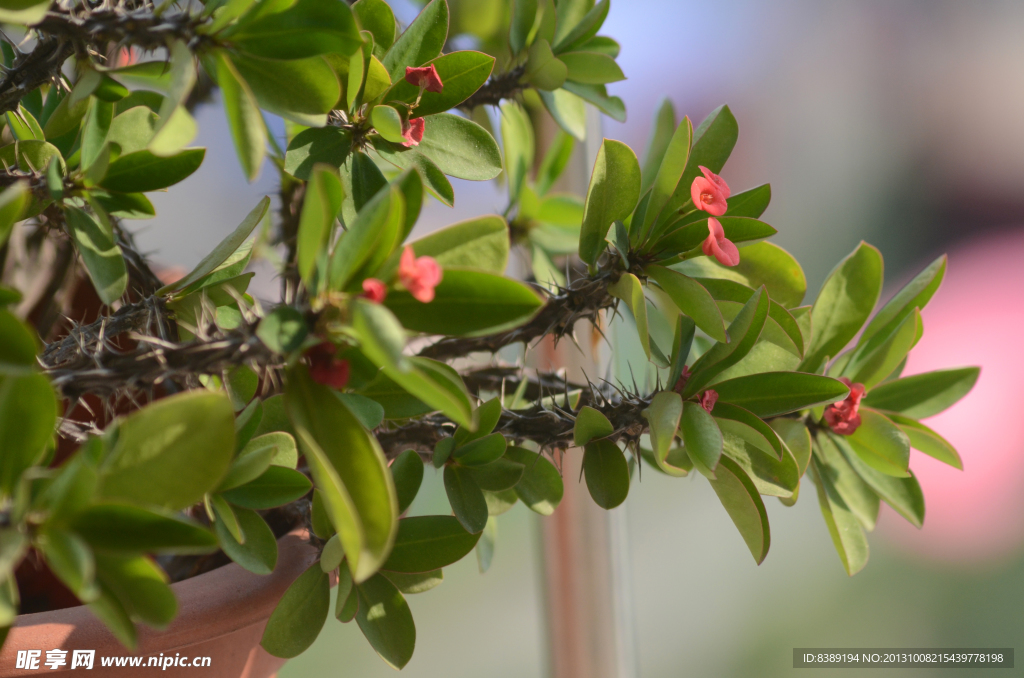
top-left (458, 65), bottom-right (527, 110)
top-left (418, 274), bottom-right (616, 360)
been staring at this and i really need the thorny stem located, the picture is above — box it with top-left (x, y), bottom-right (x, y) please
top-left (458, 65), bottom-right (528, 111)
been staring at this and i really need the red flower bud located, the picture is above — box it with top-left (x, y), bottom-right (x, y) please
top-left (398, 246), bottom-right (443, 303)
top-left (824, 377), bottom-right (865, 435)
top-left (405, 65), bottom-right (444, 93)
top-left (690, 165), bottom-right (730, 216)
top-left (673, 365), bottom-right (692, 393)
top-left (306, 341), bottom-right (350, 389)
top-left (401, 117), bottom-right (425, 148)
top-left (361, 278), bottom-right (387, 303)
top-left (699, 389), bottom-right (718, 413)
top-left (702, 217), bottom-right (740, 267)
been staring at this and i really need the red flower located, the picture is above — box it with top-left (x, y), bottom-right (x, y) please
top-left (401, 117), bottom-right (425, 148)
top-left (699, 389), bottom-right (718, 413)
top-left (405, 65), bottom-right (444, 93)
top-left (824, 377), bottom-right (865, 435)
top-left (673, 365), bottom-right (692, 393)
top-left (361, 278), bottom-right (387, 303)
top-left (306, 342), bottom-right (350, 389)
top-left (690, 165), bottom-right (730, 216)
top-left (702, 217), bottom-right (740, 267)
top-left (398, 247), bottom-right (442, 303)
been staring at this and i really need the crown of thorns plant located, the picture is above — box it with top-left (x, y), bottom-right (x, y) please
top-left (0, 0), bottom-right (978, 669)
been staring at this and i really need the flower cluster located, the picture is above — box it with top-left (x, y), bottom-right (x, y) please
top-left (398, 246), bottom-right (443, 303)
top-left (690, 166), bottom-right (740, 267)
top-left (824, 377), bottom-right (866, 435)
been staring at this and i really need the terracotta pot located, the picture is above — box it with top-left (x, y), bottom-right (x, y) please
top-left (0, 529), bottom-right (317, 678)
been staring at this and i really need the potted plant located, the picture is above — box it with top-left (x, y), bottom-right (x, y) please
top-left (0, 0), bottom-right (978, 674)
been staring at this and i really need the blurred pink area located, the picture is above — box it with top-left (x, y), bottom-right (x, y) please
top-left (880, 230), bottom-right (1024, 562)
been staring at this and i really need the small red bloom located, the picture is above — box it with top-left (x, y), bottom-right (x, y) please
top-left (306, 342), bottom-right (350, 389)
top-left (405, 65), bottom-right (444, 93)
top-left (702, 217), bottom-right (740, 267)
top-left (673, 365), bottom-right (692, 393)
top-left (690, 165), bottom-right (730, 216)
top-left (399, 246), bottom-right (443, 303)
top-left (824, 377), bottom-right (865, 435)
top-left (361, 278), bottom-right (387, 304)
top-left (401, 117), bottom-right (425, 148)
top-left (699, 389), bottom-right (718, 414)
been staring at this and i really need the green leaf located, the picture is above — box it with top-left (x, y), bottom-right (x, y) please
top-left (814, 433), bottom-right (879, 530)
top-left (261, 562), bottom-right (330, 658)
top-left (656, 104), bottom-right (739, 231)
top-left (654, 217), bottom-right (777, 258)
top-left (711, 401), bottom-right (783, 459)
top-left (0, 373), bottom-right (56, 496)
top-left (386, 51), bottom-right (494, 118)
top-left (504, 447), bottom-right (562, 514)
top-left (861, 255), bottom-right (945, 347)
top-left (99, 148), bottom-right (204, 193)
top-left (5, 106), bottom-right (43, 141)
top-left (640, 98), bottom-right (677, 194)
top-left (444, 465), bottom-right (488, 533)
top-left (230, 53), bottom-right (341, 127)
top-left (382, 569), bottom-right (442, 594)
top-left (560, 50), bottom-right (623, 84)
top-left (642, 391), bottom-right (687, 477)
top-left (353, 0), bottom-right (396, 53)
top-left (385, 268), bottom-right (542, 336)
top-left (675, 242), bottom-right (806, 309)
top-left (552, 0), bottom-right (609, 53)
top-left (335, 566), bottom-right (358, 622)
top-left (225, 0), bottom-right (362, 60)
top-left (535, 130), bottom-right (574, 195)
top-left (362, 357), bottom-right (474, 427)
top-left (381, 515), bottom-right (481, 572)
top-left (391, 450), bottom-right (424, 514)
top-left (681, 400), bottom-right (723, 477)
top-left (579, 139), bottom-right (641, 266)
top-left (40, 530), bottom-right (96, 601)
top-left (215, 53), bottom-right (266, 182)
top-left (720, 420), bottom-right (798, 498)
top-left (467, 458), bottom-right (524, 492)
top-left (843, 308), bottom-right (921, 389)
top-left (573, 406), bottom-right (614, 446)
top-left (862, 367), bottom-right (979, 420)
top-left (407, 113), bottom-right (502, 181)
top-left (371, 137), bottom-right (454, 206)
top-left (683, 287), bottom-right (769, 395)
top-left (63, 206), bottom-right (127, 306)
top-left (769, 417), bottom-right (812, 476)
top-left (646, 265), bottom-right (727, 343)
top-left (452, 432), bottom-right (506, 466)
top-left (539, 88), bottom-right (587, 140)
top-left (483, 488), bottom-right (518, 516)
top-left (218, 432), bottom-right (295, 491)
top-left (582, 439), bottom-right (629, 509)
top-left (402, 215), bottom-right (509, 274)
top-left (287, 366), bottom-right (397, 581)
top-left (159, 197), bottom-right (269, 295)
top-left (355, 573), bottom-right (416, 670)
top-left (371, 104), bottom-right (404, 143)
top-left (72, 504), bottom-right (218, 554)
top-left (0, 183), bottom-right (29, 248)
top-left (98, 391), bottom-right (235, 510)
top-left (214, 505), bottom-right (278, 574)
top-left (94, 553), bottom-right (176, 628)
top-left (711, 372), bottom-right (850, 417)
top-left (639, 115), bottom-right (691, 241)
top-left (381, 0), bottom-right (448, 79)
top-left (607, 272), bottom-right (652, 360)
top-left (707, 456), bottom-right (770, 564)
top-left (257, 306), bottom-right (308, 356)
top-left (285, 127), bottom-right (351, 180)
top-left (509, 0), bottom-right (537, 54)
top-left (834, 434), bottom-right (924, 528)
top-left (810, 458), bottom-right (869, 576)
top-left (331, 185), bottom-right (401, 290)
top-left (296, 166), bottom-right (343, 286)
top-left (500, 102), bottom-right (534, 204)
top-left (800, 242), bottom-right (883, 371)
top-left (846, 408), bottom-right (910, 477)
top-left (0, 0), bottom-right (50, 26)
top-left (81, 99), bottom-right (113, 171)
top-left (476, 516), bottom-right (496, 573)
top-left (524, 39), bottom-right (567, 90)
top-left (887, 413), bottom-right (961, 469)
top-left (43, 90), bottom-right (89, 140)
top-left (220, 465), bottom-right (312, 509)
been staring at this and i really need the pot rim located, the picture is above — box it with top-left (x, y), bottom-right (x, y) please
top-left (0, 527), bottom-right (317, 662)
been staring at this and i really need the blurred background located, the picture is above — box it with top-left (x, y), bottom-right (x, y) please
top-left (132, 1), bottom-right (1024, 675)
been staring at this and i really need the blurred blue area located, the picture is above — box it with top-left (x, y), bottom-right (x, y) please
top-left (128, 1), bottom-right (1024, 675)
